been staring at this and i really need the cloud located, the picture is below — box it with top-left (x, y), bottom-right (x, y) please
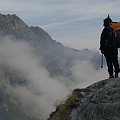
top-left (1, 0), bottom-right (120, 26)
top-left (0, 36), bottom-right (69, 118)
top-left (40, 18), bottom-right (85, 28)
top-left (71, 60), bottom-right (107, 89)
top-left (38, 1), bottom-right (120, 28)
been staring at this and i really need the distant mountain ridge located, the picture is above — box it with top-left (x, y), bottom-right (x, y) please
top-left (0, 13), bottom-right (101, 78)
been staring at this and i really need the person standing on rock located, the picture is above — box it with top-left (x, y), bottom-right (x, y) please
top-left (100, 15), bottom-right (120, 78)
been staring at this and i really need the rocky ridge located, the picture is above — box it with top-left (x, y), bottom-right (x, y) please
top-left (48, 78), bottom-right (120, 120)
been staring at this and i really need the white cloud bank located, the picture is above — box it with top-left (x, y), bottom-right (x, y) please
top-left (0, 36), bottom-right (69, 118)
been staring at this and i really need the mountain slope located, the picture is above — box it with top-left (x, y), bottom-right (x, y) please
top-left (0, 13), bottom-right (102, 120)
top-left (0, 13), bottom-right (101, 78)
top-left (48, 78), bottom-right (120, 120)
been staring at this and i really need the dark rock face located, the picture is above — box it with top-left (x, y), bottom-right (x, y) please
top-left (49, 78), bottom-right (120, 120)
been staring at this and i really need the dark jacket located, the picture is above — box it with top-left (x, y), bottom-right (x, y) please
top-left (100, 27), bottom-right (118, 54)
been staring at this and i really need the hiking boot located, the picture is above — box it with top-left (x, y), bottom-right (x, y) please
top-left (109, 75), bottom-right (114, 78)
top-left (115, 73), bottom-right (118, 78)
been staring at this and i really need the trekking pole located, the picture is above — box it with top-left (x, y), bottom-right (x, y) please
top-left (101, 53), bottom-right (103, 68)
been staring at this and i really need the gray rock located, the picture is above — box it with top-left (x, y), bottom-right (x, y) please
top-left (70, 78), bottom-right (120, 120)
top-left (49, 78), bottom-right (120, 120)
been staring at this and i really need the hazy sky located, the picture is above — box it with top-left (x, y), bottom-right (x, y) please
top-left (0, 0), bottom-right (120, 49)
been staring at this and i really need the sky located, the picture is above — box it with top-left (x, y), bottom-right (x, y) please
top-left (0, 0), bottom-right (120, 50)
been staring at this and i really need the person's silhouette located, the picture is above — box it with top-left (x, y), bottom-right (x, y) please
top-left (100, 15), bottom-right (120, 78)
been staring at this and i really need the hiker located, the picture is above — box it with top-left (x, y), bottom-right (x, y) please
top-left (100, 15), bottom-right (120, 78)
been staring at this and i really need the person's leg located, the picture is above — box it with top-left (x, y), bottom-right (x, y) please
top-left (112, 54), bottom-right (120, 78)
top-left (104, 54), bottom-right (114, 78)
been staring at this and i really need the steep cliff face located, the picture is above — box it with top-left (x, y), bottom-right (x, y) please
top-left (48, 78), bottom-right (120, 120)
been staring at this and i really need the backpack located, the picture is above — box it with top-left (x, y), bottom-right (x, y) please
top-left (111, 22), bottom-right (120, 48)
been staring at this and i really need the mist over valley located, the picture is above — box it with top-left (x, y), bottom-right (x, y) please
top-left (0, 13), bottom-right (108, 119)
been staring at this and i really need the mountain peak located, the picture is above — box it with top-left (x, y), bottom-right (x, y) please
top-left (48, 78), bottom-right (120, 120)
top-left (0, 13), bottom-right (27, 29)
